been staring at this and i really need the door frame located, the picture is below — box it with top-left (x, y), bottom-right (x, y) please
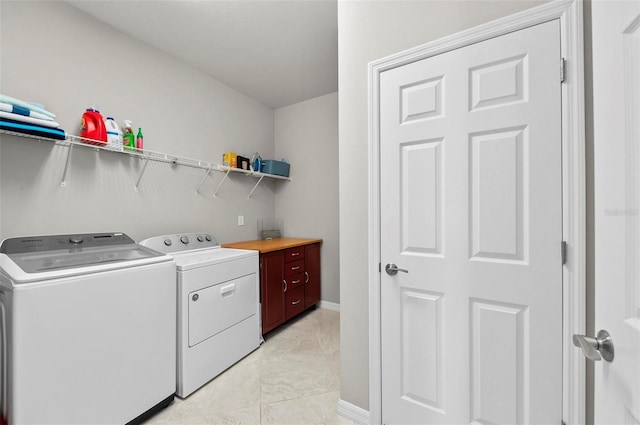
top-left (367, 1), bottom-right (586, 424)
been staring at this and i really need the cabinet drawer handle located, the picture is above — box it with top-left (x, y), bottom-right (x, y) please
top-left (291, 266), bottom-right (301, 271)
top-left (292, 279), bottom-right (301, 284)
top-left (291, 300), bottom-right (301, 305)
top-left (305, 271), bottom-right (309, 283)
top-left (283, 280), bottom-right (287, 292)
top-left (291, 252), bottom-right (300, 256)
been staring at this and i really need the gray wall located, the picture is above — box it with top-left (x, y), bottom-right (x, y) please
top-left (337, 0), bottom-right (550, 411)
top-left (0, 1), bottom-right (276, 244)
top-left (275, 92), bottom-right (340, 304)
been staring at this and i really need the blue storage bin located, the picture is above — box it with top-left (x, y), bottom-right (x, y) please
top-left (261, 160), bottom-right (290, 177)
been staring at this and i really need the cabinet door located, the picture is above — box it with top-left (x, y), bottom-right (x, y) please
top-left (260, 251), bottom-right (285, 334)
top-left (304, 243), bottom-right (321, 307)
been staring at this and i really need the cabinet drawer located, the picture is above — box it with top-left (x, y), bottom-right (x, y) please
top-left (287, 272), bottom-right (305, 289)
top-left (285, 259), bottom-right (305, 276)
top-left (285, 285), bottom-right (306, 319)
top-left (285, 247), bottom-right (305, 262)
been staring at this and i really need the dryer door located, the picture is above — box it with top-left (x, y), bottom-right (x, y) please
top-left (188, 273), bottom-right (258, 347)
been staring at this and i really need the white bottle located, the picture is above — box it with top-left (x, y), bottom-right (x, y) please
top-left (105, 116), bottom-right (123, 151)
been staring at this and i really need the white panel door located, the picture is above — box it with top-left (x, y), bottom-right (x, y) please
top-left (592, 1), bottom-right (640, 423)
top-left (380, 21), bottom-right (563, 424)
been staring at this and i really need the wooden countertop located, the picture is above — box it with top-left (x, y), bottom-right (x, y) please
top-left (222, 237), bottom-right (322, 254)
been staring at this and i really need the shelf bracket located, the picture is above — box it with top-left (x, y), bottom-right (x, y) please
top-left (135, 158), bottom-right (149, 191)
top-left (195, 167), bottom-right (212, 194)
top-left (247, 175), bottom-right (265, 198)
top-left (212, 169), bottom-right (232, 197)
top-left (61, 143), bottom-right (73, 186)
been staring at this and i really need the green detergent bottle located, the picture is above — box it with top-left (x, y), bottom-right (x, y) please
top-left (122, 120), bottom-right (135, 151)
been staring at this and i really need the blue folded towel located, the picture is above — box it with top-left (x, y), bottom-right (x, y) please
top-left (0, 119), bottom-right (66, 140)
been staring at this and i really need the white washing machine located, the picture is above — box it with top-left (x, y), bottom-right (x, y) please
top-left (0, 232), bottom-right (177, 425)
top-left (139, 233), bottom-right (261, 398)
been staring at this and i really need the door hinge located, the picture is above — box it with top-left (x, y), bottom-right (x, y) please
top-left (560, 58), bottom-right (566, 83)
top-left (561, 241), bottom-right (568, 265)
top-left (379, 262), bottom-right (381, 273)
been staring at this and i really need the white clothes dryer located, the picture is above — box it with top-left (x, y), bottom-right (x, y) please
top-left (0, 232), bottom-right (176, 425)
top-left (140, 233), bottom-right (261, 398)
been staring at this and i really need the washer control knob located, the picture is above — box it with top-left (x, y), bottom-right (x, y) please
top-left (69, 236), bottom-right (83, 244)
top-left (192, 294), bottom-right (199, 302)
top-left (180, 236), bottom-right (189, 244)
top-left (197, 235), bottom-right (204, 242)
top-left (205, 235), bottom-right (212, 242)
top-left (163, 239), bottom-right (172, 246)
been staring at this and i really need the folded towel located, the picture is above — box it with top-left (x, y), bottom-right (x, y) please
top-left (0, 119), bottom-right (66, 140)
top-left (0, 94), bottom-right (56, 119)
top-left (0, 111), bottom-right (60, 128)
top-left (0, 102), bottom-right (54, 121)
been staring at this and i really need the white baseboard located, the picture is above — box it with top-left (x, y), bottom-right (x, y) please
top-left (319, 300), bottom-right (340, 311)
top-left (337, 399), bottom-right (370, 425)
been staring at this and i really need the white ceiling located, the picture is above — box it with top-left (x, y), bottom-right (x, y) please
top-left (66, 0), bottom-right (338, 109)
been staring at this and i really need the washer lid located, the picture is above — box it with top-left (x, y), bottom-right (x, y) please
top-left (0, 233), bottom-right (169, 282)
top-left (5, 244), bottom-right (164, 274)
top-left (1, 232), bottom-right (137, 255)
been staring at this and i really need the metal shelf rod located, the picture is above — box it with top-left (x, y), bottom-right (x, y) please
top-left (195, 168), bottom-right (212, 194)
top-left (135, 158), bottom-right (149, 191)
top-left (247, 175), bottom-right (265, 198)
top-left (60, 144), bottom-right (73, 186)
top-left (213, 169), bottom-right (232, 197)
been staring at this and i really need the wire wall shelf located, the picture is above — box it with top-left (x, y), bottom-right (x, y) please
top-left (0, 129), bottom-right (291, 197)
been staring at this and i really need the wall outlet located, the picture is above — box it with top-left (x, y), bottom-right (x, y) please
top-left (238, 215), bottom-right (244, 226)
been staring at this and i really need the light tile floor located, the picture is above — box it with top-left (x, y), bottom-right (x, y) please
top-left (145, 308), bottom-right (355, 425)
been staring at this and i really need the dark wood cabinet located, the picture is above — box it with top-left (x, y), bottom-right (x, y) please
top-left (260, 251), bottom-right (285, 334)
top-left (224, 238), bottom-right (322, 335)
top-left (304, 243), bottom-right (321, 307)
